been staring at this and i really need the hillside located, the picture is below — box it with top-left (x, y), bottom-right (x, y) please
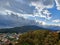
top-left (0, 25), bottom-right (45, 33)
top-left (15, 30), bottom-right (60, 45)
top-left (0, 25), bottom-right (59, 33)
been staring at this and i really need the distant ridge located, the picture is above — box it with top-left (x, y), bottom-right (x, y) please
top-left (0, 25), bottom-right (43, 33)
top-left (0, 25), bottom-right (59, 33)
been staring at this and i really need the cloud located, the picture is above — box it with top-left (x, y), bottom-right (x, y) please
top-left (30, 0), bottom-right (54, 8)
top-left (52, 19), bottom-right (60, 23)
top-left (49, 24), bottom-right (60, 27)
top-left (32, 9), bottom-right (52, 20)
top-left (0, 0), bottom-right (34, 14)
top-left (55, 0), bottom-right (60, 10)
top-left (0, 9), bottom-right (47, 28)
top-left (0, 13), bottom-right (37, 28)
top-left (51, 19), bottom-right (60, 26)
top-left (0, 0), bottom-right (53, 17)
top-left (35, 20), bottom-right (46, 26)
top-left (29, 0), bottom-right (53, 20)
top-left (1, 0), bottom-right (60, 28)
top-left (42, 10), bottom-right (52, 20)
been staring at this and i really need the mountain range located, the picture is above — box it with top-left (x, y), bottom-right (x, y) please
top-left (0, 25), bottom-right (60, 33)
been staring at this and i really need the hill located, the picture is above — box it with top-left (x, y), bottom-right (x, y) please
top-left (0, 25), bottom-right (59, 33)
top-left (15, 30), bottom-right (60, 45)
top-left (0, 25), bottom-right (45, 33)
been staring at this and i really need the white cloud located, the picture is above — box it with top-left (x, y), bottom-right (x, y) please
top-left (55, 0), bottom-right (60, 10)
top-left (29, 0), bottom-right (53, 20)
top-left (50, 24), bottom-right (60, 27)
top-left (33, 9), bottom-right (52, 20)
top-left (42, 10), bottom-right (52, 20)
top-left (0, 11), bottom-right (7, 15)
top-left (52, 19), bottom-right (60, 23)
top-left (0, 9), bottom-right (17, 15)
top-left (30, 0), bottom-right (54, 8)
top-left (35, 20), bottom-right (46, 25)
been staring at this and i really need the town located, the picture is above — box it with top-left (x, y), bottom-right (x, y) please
top-left (0, 33), bottom-right (21, 45)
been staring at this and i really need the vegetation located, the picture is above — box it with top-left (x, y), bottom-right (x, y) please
top-left (0, 25), bottom-right (42, 33)
top-left (15, 30), bottom-right (60, 45)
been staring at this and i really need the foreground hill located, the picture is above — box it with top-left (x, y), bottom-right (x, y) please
top-left (15, 30), bottom-right (60, 45)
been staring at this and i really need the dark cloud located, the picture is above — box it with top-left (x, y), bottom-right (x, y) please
top-left (0, 13), bottom-right (37, 28)
top-left (42, 0), bottom-right (54, 6)
top-left (24, 0), bottom-right (54, 6)
top-left (0, 0), bottom-right (35, 14)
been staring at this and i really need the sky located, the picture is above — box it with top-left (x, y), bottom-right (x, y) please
top-left (0, 0), bottom-right (60, 28)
